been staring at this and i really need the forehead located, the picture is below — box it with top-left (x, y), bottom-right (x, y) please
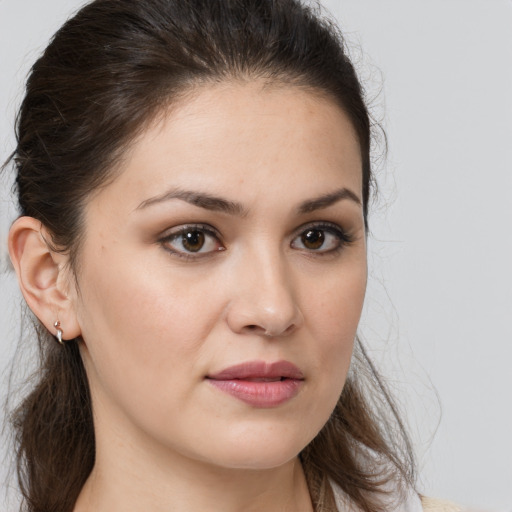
top-left (91, 81), bottom-right (363, 213)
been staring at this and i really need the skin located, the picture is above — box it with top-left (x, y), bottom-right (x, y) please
top-left (9, 82), bottom-right (367, 512)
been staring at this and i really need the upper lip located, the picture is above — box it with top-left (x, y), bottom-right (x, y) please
top-left (207, 360), bottom-right (304, 380)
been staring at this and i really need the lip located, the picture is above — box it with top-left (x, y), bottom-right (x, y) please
top-left (206, 360), bottom-right (304, 408)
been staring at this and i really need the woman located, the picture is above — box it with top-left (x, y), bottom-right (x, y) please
top-left (5, 0), bottom-right (460, 511)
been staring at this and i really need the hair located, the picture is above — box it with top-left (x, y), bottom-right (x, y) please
top-left (5, 1), bottom-right (415, 511)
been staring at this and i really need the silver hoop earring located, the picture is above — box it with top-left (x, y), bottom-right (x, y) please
top-left (54, 320), bottom-right (64, 346)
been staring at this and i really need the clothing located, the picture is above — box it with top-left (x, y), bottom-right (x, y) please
top-left (420, 497), bottom-right (463, 512)
top-left (331, 481), bottom-right (462, 512)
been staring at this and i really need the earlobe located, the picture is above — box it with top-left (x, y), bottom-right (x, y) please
top-left (8, 216), bottom-right (81, 341)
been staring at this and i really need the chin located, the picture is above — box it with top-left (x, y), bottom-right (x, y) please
top-left (213, 448), bottom-right (302, 471)
top-left (196, 423), bottom-right (318, 471)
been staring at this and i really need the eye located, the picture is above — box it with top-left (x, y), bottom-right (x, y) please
top-left (160, 225), bottom-right (224, 258)
top-left (291, 223), bottom-right (351, 253)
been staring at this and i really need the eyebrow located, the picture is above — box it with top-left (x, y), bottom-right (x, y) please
top-left (297, 188), bottom-right (362, 213)
top-left (136, 188), bottom-right (247, 216)
top-left (135, 186), bottom-right (361, 215)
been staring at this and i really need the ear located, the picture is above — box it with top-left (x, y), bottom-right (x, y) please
top-left (8, 216), bottom-right (81, 341)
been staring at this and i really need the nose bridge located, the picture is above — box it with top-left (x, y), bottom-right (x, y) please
top-left (226, 242), bottom-right (303, 336)
top-left (253, 246), bottom-right (293, 311)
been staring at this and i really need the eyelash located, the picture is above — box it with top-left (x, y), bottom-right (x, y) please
top-left (159, 224), bottom-right (223, 261)
top-left (291, 222), bottom-right (354, 256)
top-left (158, 222), bottom-right (354, 261)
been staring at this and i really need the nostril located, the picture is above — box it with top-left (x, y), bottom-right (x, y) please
top-left (282, 324), bottom-right (296, 336)
top-left (241, 323), bottom-right (298, 337)
top-left (243, 324), bottom-right (275, 336)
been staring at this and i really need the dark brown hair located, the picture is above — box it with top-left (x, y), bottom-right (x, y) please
top-left (7, 1), bottom-right (415, 511)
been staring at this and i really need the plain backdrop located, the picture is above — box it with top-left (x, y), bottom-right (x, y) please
top-left (1, 1), bottom-right (511, 510)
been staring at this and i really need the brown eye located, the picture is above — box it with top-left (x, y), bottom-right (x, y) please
top-left (161, 225), bottom-right (223, 258)
top-left (301, 229), bottom-right (325, 250)
top-left (291, 224), bottom-right (349, 254)
top-left (182, 230), bottom-right (205, 252)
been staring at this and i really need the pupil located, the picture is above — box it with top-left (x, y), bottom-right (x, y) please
top-left (182, 231), bottom-right (205, 252)
top-left (303, 229), bottom-right (324, 250)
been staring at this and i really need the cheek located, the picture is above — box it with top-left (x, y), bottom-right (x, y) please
top-left (74, 247), bottom-right (222, 405)
top-left (310, 264), bottom-right (366, 344)
top-left (78, 242), bottom-right (213, 339)
top-left (305, 259), bottom-right (367, 396)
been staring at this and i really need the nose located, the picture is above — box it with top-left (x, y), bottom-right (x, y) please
top-left (225, 250), bottom-right (304, 338)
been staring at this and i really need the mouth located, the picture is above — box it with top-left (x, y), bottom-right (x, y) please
top-left (206, 360), bottom-right (304, 408)
top-left (207, 360), bottom-right (304, 381)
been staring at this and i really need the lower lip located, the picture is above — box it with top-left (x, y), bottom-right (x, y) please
top-left (207, 378), bottom-right (302, 407)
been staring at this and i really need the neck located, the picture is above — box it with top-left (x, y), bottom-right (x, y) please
top-left (74, 424), bottom-right (313, 512)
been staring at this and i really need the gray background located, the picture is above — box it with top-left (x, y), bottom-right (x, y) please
top-left (1, 0), bottom-right (511, 509)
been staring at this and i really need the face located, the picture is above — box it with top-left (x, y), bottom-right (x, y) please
top-left (71, 82), bottom-right (367, 470)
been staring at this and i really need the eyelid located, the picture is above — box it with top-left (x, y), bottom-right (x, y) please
top-left (290, 221), bottom-right (354, 253)
top-left (292, 220), bottom-right (350, 238)
top-left (158, 223), bottom-right (224, 259)
top-left (159, 223), bottom-right (221, 240)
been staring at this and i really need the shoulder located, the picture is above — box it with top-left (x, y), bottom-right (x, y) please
top-left (331, 481), bottom-right (463, 512)
top-left (421, 497), bottom-right (463, 512)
